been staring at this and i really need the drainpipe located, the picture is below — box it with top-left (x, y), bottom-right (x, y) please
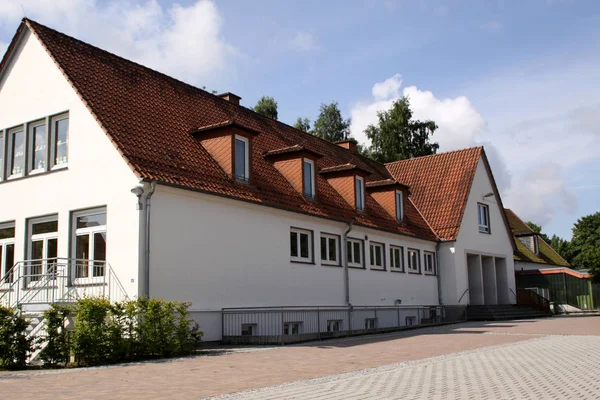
top-left (144, 181), bottom-right (157, 298)
top-left (435, 241), bottom-right (443, 305)
top-left (342, 222), bottom-right (353, 306)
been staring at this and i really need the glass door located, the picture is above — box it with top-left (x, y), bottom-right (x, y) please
top-left (28, 219), bottom-right (58, 283)
top-left (73, 210), bottom-right (107, 282)
top-left (0, 224), bottom-right (15, 286)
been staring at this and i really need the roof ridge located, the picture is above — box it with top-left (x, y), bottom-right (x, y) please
top-left (384, 146), bottom-right (483, 166)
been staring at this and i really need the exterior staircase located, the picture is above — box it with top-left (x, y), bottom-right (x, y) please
top-left (467, 305), bottom-right (551, 321)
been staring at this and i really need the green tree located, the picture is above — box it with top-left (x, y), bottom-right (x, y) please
top-left (293, 117), bottom-right (311, 133)
top-left (549, 234), bottom-right (573, 263)
top-left (365, 96), bottom-right (439, 163)
top-left (254, 96), bottom-right (278, 120)
top-left (312, 102), bottom-right (351, 142)
top-left (570, 212), bottom-right (600, 281)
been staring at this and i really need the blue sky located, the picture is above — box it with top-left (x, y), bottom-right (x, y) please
top-left (0, 0), bottom-right (598, 239)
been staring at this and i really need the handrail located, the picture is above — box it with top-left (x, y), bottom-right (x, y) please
top-left (458, 288), bottom-right (469, 304)
top-left (0, 258), bottom-right (128, 309)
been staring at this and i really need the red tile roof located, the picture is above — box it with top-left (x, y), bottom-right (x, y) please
top-left (13, 19), bottom-right (437, 241)
top-left (385, 147), bottom-right (482, 240)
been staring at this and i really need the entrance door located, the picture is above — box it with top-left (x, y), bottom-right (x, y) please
top-left (0, 224), bottom-right (15, 285)
top-left (73, 209), bottom-right (107, 282)
top-left (28, 218), bottom-right (58, 283)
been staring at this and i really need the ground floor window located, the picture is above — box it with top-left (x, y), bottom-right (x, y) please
top-left (283, 322), bottom-right (302, 335)
top-left (424, 251), bottom-right (436, 275)
top-left (241, 324), bottom-right (256, 336)
top-left (73, 208), bottom-right (107, 279)
top-left (327, 320), bottom-right (342, 332)
top-left (28, 216), bottom-right (58, 282)
top-left (390, 246), bottom-right (404, 271)
top-left (365, 318), bottom-right (377, 329)
top-left (407, 248), bottom-right (420, 273)
top-left (0, 223), bottom-right (15, 284)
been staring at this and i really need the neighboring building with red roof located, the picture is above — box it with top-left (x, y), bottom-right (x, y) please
top-left (0, 19), bottom-right (518, 341)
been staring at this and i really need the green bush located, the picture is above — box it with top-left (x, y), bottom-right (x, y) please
top-left (38, 304), bottom-right (71, 367)
top-left (0, 306), bottom-right (34, 369)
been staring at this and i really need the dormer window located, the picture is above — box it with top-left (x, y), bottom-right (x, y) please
top-left (533, 236), bottom-right (539, 255)
top-left (303, 158), bottom-right (315, 199)
top-left (234, 135), bottom-right (249, 181)
top-left (395, 190), bottom-right (404, 221)
top-left (355, 176), bottom-right (365, 211)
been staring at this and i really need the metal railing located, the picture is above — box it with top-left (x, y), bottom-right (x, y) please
top-left (222, 305), bottom-right (467, 344)
top-left (516, 288), bottom-right (551, 314)
top-left (0, 258), bottom-right (128, 309)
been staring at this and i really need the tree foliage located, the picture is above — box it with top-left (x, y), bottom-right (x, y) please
top-left (0, 306), bottom-right (33, 369)
top-left (570, 212), bottom-right (600, 281)
top-left (293, 117), bottom-right (311, 133)
top-left (312, 102), bottom-right (351, 142)
top-left (254, 96), bottom-right (278, 120)
top-left (365, 96), bottom-right (439, 163)
top-left (526, 221), bottom-right (551, 244)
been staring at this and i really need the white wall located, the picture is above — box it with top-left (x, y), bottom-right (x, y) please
top-left (0, 29), bottom-right (141, 298)
top-left (149, 185), bottom-right (439, 340)
top-left (446, 157), bottom-right (517, 305)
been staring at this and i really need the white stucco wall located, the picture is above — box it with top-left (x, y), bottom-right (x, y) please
top-left (149, 185), bottom-right (439, 340)
top-left (440, 157), bottom-right (516, 305)
top-left (0, 29), bottom-right (142, 298)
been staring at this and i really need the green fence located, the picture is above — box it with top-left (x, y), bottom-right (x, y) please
top-left (516, 273), bottom-right (599, 310)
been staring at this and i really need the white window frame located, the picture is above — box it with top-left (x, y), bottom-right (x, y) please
top-left (303, 158), bottom-right (316, 199)
top-left (320, 233), bottom-right (340, 266)
top-left (234, 134), bottom-right (250, 181)
top-left (533, 236), bottom-right (539, 255)
top-left (72, 208), bottom-right (107, 283)
top-left (327, 320), bottom-right (342, 332)
top-left (241, 323), bottom-right (257, 336)
top-left (369, 241), bottom-right (385, 270)
top-left (0, 222), bottom-right (16, 286)
top-left (390, 245), bottom-right (404, 271)
top-left (27, 215), bottom-right (59, 285)
top-left (28, 119), bottom-right (48, 175)
top-left (355, 176), bottom-right (365, 211)
top-left (50, 113), bottom-right (69, 170)
top-left (290, 227), bottom-right (313, 263)
top-left (478, 203), bottom-right (490, 233)
top-left (346, 237), bottom-right (364, 268)
top-left (395, 190), bottom-right (404, 222)
top-left (424, 251), bottom-right (436, 275)
top-left (0, 130), bottom-right (5, 181)
top-left (407, 248), bottom-right (420, 273)
top-left (7, 126), bottom-right (25, 178)
top-left (365, 318), bottom-right (377, 329)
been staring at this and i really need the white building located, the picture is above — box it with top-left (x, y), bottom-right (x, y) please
top-left (0, 19), bottom-right (517, 342)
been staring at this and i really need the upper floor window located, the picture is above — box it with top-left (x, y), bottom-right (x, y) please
top-left (355, 176), bottom-right (365, 211)
top-left (29, 120), bottom-right (47, 173)
top-left (73, 209), bottom-right (107, 279)
top-left (51, 114), bottom-right (69, 168)
top-left (390, 245), bottom-right (404, 271)
top-left (320, 233), bottom-right (339, 265)
top-left (303, 158), bottom-right (315, 199)
top-left (0, 223), bottom-right (15, 284)
top-left (407, 248), bottom-right (420, 273)
top-left (424, 251), bottom-right (436, 275)
top-left (369, 242), bottom-right (385, 270)
top-left (234, 135), bottom-right (249, 182)
top-left (478, 203), bottom-right (490, 233)
top-left (8, 126), bottom-right (25, 177)
top-left (0, 132), bottom-right (4, 181)
top-left (346, 238), bottom-right (363, 268)
top-left (395, 190), bottom-right (404, 221)
top-left (290, 228), bottom-right (312, 263)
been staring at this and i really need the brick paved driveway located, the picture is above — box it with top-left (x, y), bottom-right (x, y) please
top-left (1, 316), bottom-right (599, 399)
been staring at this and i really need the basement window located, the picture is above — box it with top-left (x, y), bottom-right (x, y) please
top-left (234, 135), bottom-right (250, 182)
top-left (290, 228), bottom-right (313, 263)
top-left (283, 322), bottom-right (302, 335)
top-left (365, 318), bottom-right (377, 329)
top-left (241, 324), bottom-right (256, 336)
top-left (327, 320), bottom-right (342, 332)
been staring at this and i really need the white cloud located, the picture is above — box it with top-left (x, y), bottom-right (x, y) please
top-left (0, 0), bottom-right (238, 86)
top-left (350, 74), bottom-right (486, 152)
top-left (0, 41), bottom-right (7, 57)
top-left (481, 21), bottom-right (503, 31)
top-left (290, 31), bottom-right (319, 51)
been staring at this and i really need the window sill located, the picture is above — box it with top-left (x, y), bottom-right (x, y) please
top-left (408, 270), bottom-right (421, 275)
top-left (390, 269), bottom-right (405, 273)
top-left (321, 262), bottom-right (342, 268)
top-left (290, 259), bottom-right (315, 265)
top-left (348, 265), bottom-right (365, 269)
top-left (0, 166), bottom-right (68, 185)
top-left (369, 267), bottom-right (386, 272)
top-left (424, 272), bottom-right (437, 276)
top-left (478, 229), bottom-right (491, 235)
